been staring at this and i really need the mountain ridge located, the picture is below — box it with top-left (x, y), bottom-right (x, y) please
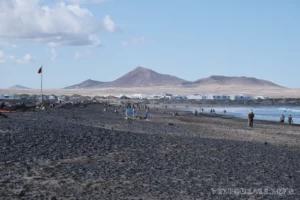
top-left (63, 67), bottom-right (285, 89)
top-left (64, 79), bottom-right (105, 89)
top-left (9, 85), bottom-right (31, 89)
top-left (182, 75), bottom-right (284, 88)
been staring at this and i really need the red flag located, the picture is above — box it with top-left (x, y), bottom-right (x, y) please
top-left (38, 67), bottom-right (42, 74)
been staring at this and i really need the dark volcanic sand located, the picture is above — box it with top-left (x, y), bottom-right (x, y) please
top-left (0, 104), bottom-right (300, 200)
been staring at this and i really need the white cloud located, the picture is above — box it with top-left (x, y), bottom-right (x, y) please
top-left (103, 15), bottom-right (117, 33)
top-left (65, 0), bottom-right (106, 4)
top-left (0, 41), bottom-right (18, 49)
top-left (0, 1), bottom-right (118, 47)
top-left (0, 51), bottom-right (6, 63)
top-left (74, 52), bottom-right (81, 59)
top-left (16, 54), bottom-right (36, 64)
top-left (0, 51), bottom-right (15, 63)
top-left (51, 48), bottom-right (58, 60)
top-left (122, 37), bottom-right (145, 46)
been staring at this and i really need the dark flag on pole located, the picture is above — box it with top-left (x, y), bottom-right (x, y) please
top-left (38, 67), bottom-right (42, 74)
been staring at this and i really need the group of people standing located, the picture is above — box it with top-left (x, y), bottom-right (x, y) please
top-left (248, 111), bottom-right (293, 127)
top-left (125, 105), bottom-right (149, 120)
top-left (280, 114), bottom-right (293, 125)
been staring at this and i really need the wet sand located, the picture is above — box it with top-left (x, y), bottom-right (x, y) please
top-left (0, 103), bottom-right (300, 199)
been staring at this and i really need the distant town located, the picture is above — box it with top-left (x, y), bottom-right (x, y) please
top-left (0, 93), bottom-right (268, 101)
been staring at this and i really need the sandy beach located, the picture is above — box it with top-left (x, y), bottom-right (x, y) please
top-left (1, 102), bottom-right (300, 199)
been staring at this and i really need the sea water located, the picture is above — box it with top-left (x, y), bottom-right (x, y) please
top-left (190, 106), bottom-right (300, 124)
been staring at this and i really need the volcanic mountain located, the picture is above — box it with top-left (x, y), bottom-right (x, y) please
top-left (63, 67), bottom-right (284, 89)
top-left (182, 75), bottom-right (284, 88)
top-left (107, 66), bottom-right (186, 87)
top-left (64, 79), bottom-right (105, 89)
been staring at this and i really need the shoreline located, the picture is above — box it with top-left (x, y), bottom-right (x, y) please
top-left (171, 105), bottom-right (300, 125)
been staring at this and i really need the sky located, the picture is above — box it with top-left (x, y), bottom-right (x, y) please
top-left (0, 0), bottom-right (299, 89)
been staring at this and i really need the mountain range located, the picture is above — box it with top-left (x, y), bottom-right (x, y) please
top-left (64, 66), bottom-right (284, 89)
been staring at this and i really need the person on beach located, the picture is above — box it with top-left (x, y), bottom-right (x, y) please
top-left (248, 111), bottom-right (254, 127)
top-left (133, 107), bottom-right (138, 118)
top-left (125, 106), bottom-right (132, 119)
top-left (195, 109), bottom-right (198, 116)
top-left (288, 115), bottom-right (293, 125)
top-left (132, 107), bottom-right (135, 118)
top-left (0, 102), bottom-right (4, 109)
top-left (223, 109), bottom-right (226, 114)
top-left (280, 114), bottom-right (285, 125)
top-left (145, 109), bottom-right (149, 119)
top-left (210, 109), bottom-right (213, 114)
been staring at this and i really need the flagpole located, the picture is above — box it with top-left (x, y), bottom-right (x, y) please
top-left (41, 65), bottom-right (43, 103)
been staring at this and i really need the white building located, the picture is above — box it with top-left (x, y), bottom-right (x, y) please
top-left (164, 93), bottom-right (173, 99)
top-left (172, 95), bottom-right (187, 100)
top-left (254, 96), bottom-right (268, 100)
top-left (213, 95), bottom-right (231, 100)
top-left (148, 94), bottom-right (165, 100)
top-left (37, 95), bottom-right (48, 101)
top-left (48, 95), bottom-right (57, 100)
top-left (58, 96), bottom-right (68, 101)
top-left (129, 93), bottom-right (149, 99)
top-left (186, 94), bottom-right (202, 100)
top-left (230, 94), bottom-right (253, 100)
top-left (187, 94), bottom-right (230, 100)
top-left (0, 94), bottom-right (20, 100)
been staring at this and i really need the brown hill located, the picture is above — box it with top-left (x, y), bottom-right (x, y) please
top-left (105, 66), bottom-right (186, 87)
top-left (64, 79), bottom-right (105, 89)
top-left (182, 75), bottom-right (284, 88)
top-left (9, 85), bottom-right (31, 89)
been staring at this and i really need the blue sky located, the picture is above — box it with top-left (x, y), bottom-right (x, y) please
top-left (0, 0), bottom-right (299, 89)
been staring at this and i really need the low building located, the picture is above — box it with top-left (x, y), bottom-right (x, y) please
top-left (172, 95), bottom-right (187, 100)
top-left (130, 94), bottom-right (148, 99)
top-left (58, 96), bottom-right (68, 102)
top-left (49, 95), bottom-right (57, 100)
top-left (230, 94), bottom-right (253, 100)
top-left (164, 93), bottom-right (173, 99)
top-left (186, 94), bottom-right (202, 100)
top-left (148, 94), bottom-right (164, 100)
top-left (0, 94), bottom-right (20, 100)
top-left (254, 96), bottom-right (268, 100)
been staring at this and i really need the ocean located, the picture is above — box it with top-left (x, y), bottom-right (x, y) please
top-left (189, 106), bottom-right (300, 124)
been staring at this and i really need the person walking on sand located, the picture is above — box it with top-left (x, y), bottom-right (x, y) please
top-left (195, 109), bottom-right (198, 116)
top-left (288, 115), bottom-right (293, 125)
top-left (280, 114), bottom-right (285, 125)
top-left (248, 111), bottom-right (254, 127)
